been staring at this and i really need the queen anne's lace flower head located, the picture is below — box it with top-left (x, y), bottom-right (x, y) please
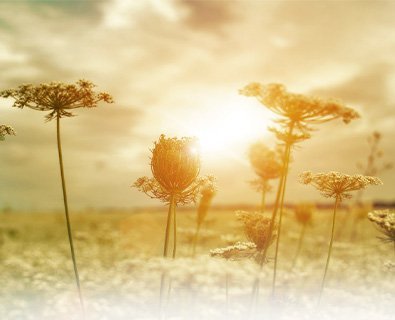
top-left (240, 83), bottom-right (359, 129)
top-left (236, 211), bottom-right (277, 251)
top-left (210, 242), bottom-right (257, 260)
top-left (299, 171), bottom-right (382, 201)
top-left (133, 135), bottom-right (214, 205)
top-left (368, 209), bottom-right (395, 244)
top-left (0, 124), bottom-right (16, 141)
top-left (0, 80), bottom-right (113, 121)
top-left (294, 203), bottom-right (314, 225)
top-left (240, 83), bottom-right (360, 145)
top-left (248, 142), bottom-right (282, 181)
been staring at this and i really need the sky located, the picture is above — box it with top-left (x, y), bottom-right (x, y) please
top-left (0, 0), bottom-right (394, 211)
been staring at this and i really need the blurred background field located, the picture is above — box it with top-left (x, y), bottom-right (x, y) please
top-left (0, 207), bottom-right (393, 319)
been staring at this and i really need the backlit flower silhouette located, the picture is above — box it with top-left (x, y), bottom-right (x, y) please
top-left (240, 82), bottom-right (360, 295)
top-left (0, 79), bottom-right (113, 315)
top-left (299, 171), bottom-right (382, 302)
top-left (133, 134), bottom-right (214, 258)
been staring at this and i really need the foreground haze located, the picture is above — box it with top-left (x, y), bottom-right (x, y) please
top-left (1, 0), bottom-right (395, 211)
top-left (0, 209), bottom-right (394, 319)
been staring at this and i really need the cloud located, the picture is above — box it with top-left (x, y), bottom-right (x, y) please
top-left (0, 0), bottom-right (394, 210)
top-left (176, 0), bottom-right (235, 32)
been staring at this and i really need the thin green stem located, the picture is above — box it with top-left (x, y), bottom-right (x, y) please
top-left (163, 195), bottom-right (175, 257)
top-left (56, 114), bottom-right (85, 317)
top-left (291, 223), bottom-right (307, 269)
top-left (318, 196), bottom-right (340, 304)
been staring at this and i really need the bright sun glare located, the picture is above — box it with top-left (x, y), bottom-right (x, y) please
top-left (181, 94), bottom-right (271, 158)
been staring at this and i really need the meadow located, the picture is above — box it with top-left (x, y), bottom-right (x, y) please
top-left (0, 207), bottom-right (393, 319)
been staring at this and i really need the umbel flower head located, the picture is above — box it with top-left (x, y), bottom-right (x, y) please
top-left (299, 171), bottom-right (383, 201)
top-left (368, 209), bottom-right (395, 244)
top-left (236, 211), bottom-right (277, 251)
top-left (197, 181), bottom-right (217, 227)
top-left (0, 124), bottom-right (16, 141)
top-left (133, 134), bottom-right (214, 205)
top-left (248, 142), bottom-right (282, 181)
top-left (294, 203), bottom-right (314, 225)
top-left (239, 83), bottom-right (360, 134)
top-left (210, 241), bottom-right (257, 260)
top-left (0, 80), bottom-right (113, 121)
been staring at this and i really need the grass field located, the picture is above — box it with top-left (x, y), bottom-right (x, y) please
top-left (0, 207), bottom-right (393, 319)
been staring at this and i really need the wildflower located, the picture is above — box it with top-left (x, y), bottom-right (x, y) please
top-left (368, 210), bottom-right (395, 245)
top-left (240, 82), bottom-right (360, 295)
top-left (236, 211), bottom-right (277, 252)
top-left (239, 83), bottom-right (360, 132)
top-left (134, 135), bottom-right (213, 205)
top-left (192, 181), bottom-right (216, 255)
top-left (210, 242), bottom-right (257, 260)
top-left (248, 142), bottom-right (282, 212)
top-left (294, 203), bottom-right (314, 225)
top-left (248, 142), bottom-right (282, 181)
top-left (355, 131), bottom-right (393, 204)
top-left (133, 134), bottom-right (214, 258)
top-left (299, 171), bottom-right (382, 303)
top-left (0, 80), bottom-right (113, 315)
top-left (0, 125), bottom-right (16, 141)
top-left (299, 171), bottom-right (383, 201)
top-left (0, 80), bottom-right (113, 121)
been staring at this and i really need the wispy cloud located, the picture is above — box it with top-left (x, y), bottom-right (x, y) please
top-left (1, 0), bottom-right (394, 210)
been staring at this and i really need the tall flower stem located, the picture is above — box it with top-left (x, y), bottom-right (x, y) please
top-left (319, 196), bottom-right (340, 304)
top-left (172, 203), bottom-right (177, 258)
top-left (260, 182), bottom-right (267, 212)
top-left (249, 169), bottom-right (287, 312)
top-left (249, 154), bottom-right (287, 309)
top-left (272, 137), bottom-right (293, 295)
top-left (291, 223), bottom-right (307, 269)
top-left (163, 195), bottom-right (175, 257)
top-left (56, 113), bottom-right (85, 316)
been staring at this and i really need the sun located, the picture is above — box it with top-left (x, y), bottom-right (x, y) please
top-left (180, 93), bottom-right (272, 159)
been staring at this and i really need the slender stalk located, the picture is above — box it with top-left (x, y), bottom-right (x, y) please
top-left (260, 182), bottom-right (267, 213)
top-left (291, 223), bottom-right (307, 269)
top-left (56, 114), bottom-right (85, 317)
top-left (172, 203), bottom-right (177, 259)
top-left (163, 195), bottom-right (175, 257)
top-left (249, 123), bottom-right (294, 306)
top-left (318, 196), bottom-right (340, 304)
top-left (272, 140), bottom-right (292, 296)
top-left (249, 165), bottom-right (286, 309)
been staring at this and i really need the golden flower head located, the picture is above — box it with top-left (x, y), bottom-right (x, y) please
top-left (299, 171), bottom-right (383, 201)
top-left (236, 211), bottom-right (277, 251)
top-left (248, 141), bottom-right (282, 181)
top-left (151, 134), bottom-right (200, 193)
top-left (294, 203), bottom-right (314, 225)
top-left (0, 124), bottom-right (16, 141)
top-left (133, 134), bottom-right (214, 205)
top-left (368, 209), bottom-right (395, 244)
top-left (240, 83), bottom-right (360, 133)
top-left (210, 241), bottom-right (257, 260)
top-left (0, 79), bottom-right (113, 121)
